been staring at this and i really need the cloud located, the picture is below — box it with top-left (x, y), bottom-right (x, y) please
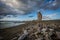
top-left (0, 0), bottom-right (60, 15)
top-left (42, 0), bottom-right (60, 10)
top-left (0, 0), bottom-right (26, 15)
top-left (0, 15), bottom-right (4, 19)
top-left (43, 13), bottom-right (57, 20)
top-left (0, 0), bottom-right (37, 15)
top-left (42, 16), bottom-right (52, 20)
top-left (46, 13), bottom-right (57, 17)
top-left (0, 17), bottom-right (21, 21)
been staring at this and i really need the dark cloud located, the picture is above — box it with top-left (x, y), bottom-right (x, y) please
top-left (0, 0), bottom-right (44, 15)
top-left (0, 0), bottom-right (60, 16)
top-left (0, 15), bottom-right (4, 19)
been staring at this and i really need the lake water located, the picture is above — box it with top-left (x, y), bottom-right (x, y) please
top-left (0, 22), bottom-right (25, 29)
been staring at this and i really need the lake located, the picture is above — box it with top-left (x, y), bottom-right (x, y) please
top-left (0, 22), bottom-right (25, 29)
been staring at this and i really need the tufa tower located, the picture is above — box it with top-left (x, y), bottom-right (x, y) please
top-left (38, 12), bottom-right (42, 21)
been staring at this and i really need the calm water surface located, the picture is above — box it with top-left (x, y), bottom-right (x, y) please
top-left (0, 22), bottom-right (25, 29)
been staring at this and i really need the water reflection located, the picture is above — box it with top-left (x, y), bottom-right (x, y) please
top-left (0, 22), bottom-right (25, 29)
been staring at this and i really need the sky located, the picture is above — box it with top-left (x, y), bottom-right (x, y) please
top-left (0, 0), bottom-right (60, 21)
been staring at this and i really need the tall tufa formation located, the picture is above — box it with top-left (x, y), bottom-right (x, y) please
top-left (38, 12), bottom-right (42, 21)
